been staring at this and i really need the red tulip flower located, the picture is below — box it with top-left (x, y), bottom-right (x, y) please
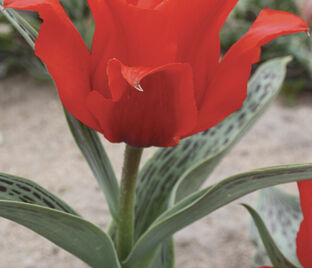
top-left (295, 180), bottom-right (312, 267)
top-left (4, 0), bottom-right (308, 147)
top-left (259, 181), bottom-right (312, 268)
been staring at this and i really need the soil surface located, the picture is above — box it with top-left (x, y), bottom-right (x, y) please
top-left (0, 75), bottom-right (312, 268)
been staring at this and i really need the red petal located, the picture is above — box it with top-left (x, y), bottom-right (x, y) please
top-left (4, 0), bottom-right (101, 131)
top-left (194, 9), bottom-right (308, 134)
top-left (158, 0), bottom-right (239, 106)
top-left (87, 0), bottom-right (126, 98)
top-left (297, 180), bottom-right (312, 267)
top-left (89, 0), bottom-right (176, 98)
top-left (87, 60), bottom-right (197, 147)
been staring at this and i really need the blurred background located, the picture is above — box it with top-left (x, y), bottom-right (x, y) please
top-left (0, 0), bottom-right (312, 267)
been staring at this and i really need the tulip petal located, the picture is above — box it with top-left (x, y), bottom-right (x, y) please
top-left (4, 0), bottom-right (100, 131)
top-left (89, 0), bottom-right (176, 98)
top-left (195, 9), bottom-right (308, 134)
top-left (158, 0), bottom-right (239, 105)
top-left (86, 0), bottom-right (125, 98)
top-left (297, 180), bottom-right (312, 267)
top-left (87, 60), bottom-right (197, 147)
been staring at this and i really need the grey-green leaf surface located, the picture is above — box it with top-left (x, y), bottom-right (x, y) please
top-left (134, 238), bottom-right (174, 268)
top-left (251, 188), bottom-right (302, 267)
top-left (125, 164), bottom-right (312, 266)
top-left (135, 57), bottom-right (291, 239)
top-left (0, 172), bottom-right (78, 215)
top-left (0, 201), bottom-right (121, 268)
top-left (65, 110), bottom-right (119, 220)
top-left (0, 2), bottom-right (37, 49)
top-left (156, 238), bottom-right (175, 268)
top-left (243, 204), bottom-right (298, 268)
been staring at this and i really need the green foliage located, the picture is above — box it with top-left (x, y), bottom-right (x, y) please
top-left (0, 172), bottom-right (78, 215)
top-left (65, 110), bottom-right (119, 220)
top-left (244, 204), bottom-right (298, 268)
top-left (0, 173), bottom-right (121, 268)
top-left (125, 164), bottom-right (312, 266)
top-left (251, 188), bottom-right (303, 267)
top-left (0, 201), bottom-right (121, 268)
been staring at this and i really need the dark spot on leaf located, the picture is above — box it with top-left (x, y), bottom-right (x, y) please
top-left (12, 189), bottom-right (21, 195)
top-left (182, 140), bottom-right (191, 150)
top-left (19, 197), bottom-right (30, 203)
top-left (162, 148), bottom-right (175, 159)
top-left (201, 129), bottom-right (210, 135)
top-left (249, 102), bottom-right (259, 112)
top-left (0, 177), bottom-right (13, 185)
top-left (16, 184), bottom-right (31, 192)
top-left (22, 195), bottom-right (34, 202)
top-left (225, 125), bottom-right (234, 135)
top-left (43, 198), bottom-right (56, 209)
top-left (223, 138), bottom-right (229, 145)
top-left (33, 192), bottom-right (41, 200)
top-left (0, 186), bottom-right (6, 192)
top-left (177, 154), bottom-right (191, 169)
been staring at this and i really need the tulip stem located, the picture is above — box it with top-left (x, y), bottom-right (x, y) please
top-left (117, 144), bottom-right (143, 262)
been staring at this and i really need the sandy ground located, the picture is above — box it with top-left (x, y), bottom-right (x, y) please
top-left (0, 75), bottom-right (312, 268)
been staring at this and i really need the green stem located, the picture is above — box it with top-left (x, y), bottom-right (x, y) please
top-left (117, 144), bottom-right (143, 262)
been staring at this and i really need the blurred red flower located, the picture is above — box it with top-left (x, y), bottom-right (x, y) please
top-left (260, 181), bottom-right (312, 268)
top-left (296, 180), bottom-right (312, 267)
top-left (4, 0), bottom-right (308, 147)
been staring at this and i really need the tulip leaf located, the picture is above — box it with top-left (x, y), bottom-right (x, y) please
top-left (0, 201), bottom-right (121, 268)
top-left (65, 110), bottom-right (119, 220)
top-left (0, 2), bottom-right (37, 49)
top-left (125, 164), bottom-right (312, 266)
top-left (0, 172), bottom-right (79, 215)
top-left (243, 204), bottom-right (298, 268)
top-left (251, 188), bottom-right (302, 267)
top-left (133, 238), bottom-right (174, 268)
top-left (135, 56), bottom-right (291, 239)
top-left (157, 238), bottom-right (175, 268)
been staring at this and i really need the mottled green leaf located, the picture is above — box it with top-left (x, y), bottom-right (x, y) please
top-left (251, 188), bottom-right (302, 267)
top-left (243, 204), bottom-right (298, 268)
top-left (125, 164), bottom-right (312, 266)
top-left (0, 172), bottom-right (78, 215)
top-left (135, 57), bottom-right (291, 240)
top-left (65, 110), bottom-right (119, 220)
top-left (0, 201), bottom-right (121, 268)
